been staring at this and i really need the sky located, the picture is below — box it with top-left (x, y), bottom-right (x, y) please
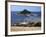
top-left (11, 5), bottom-right (41, 12)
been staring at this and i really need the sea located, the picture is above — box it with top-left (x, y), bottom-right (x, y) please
top-left (11, 11), bottom-right (41, 25)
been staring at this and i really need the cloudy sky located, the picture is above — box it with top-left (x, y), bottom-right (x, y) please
top-left (11, 5), bottom-right (41, 12)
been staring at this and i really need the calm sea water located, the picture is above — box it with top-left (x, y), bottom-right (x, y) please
top-left (11, 11), bottom-right (41, 24)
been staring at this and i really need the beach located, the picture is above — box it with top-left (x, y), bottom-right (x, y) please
top-left (11, 26), bottom-right (41, 32)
